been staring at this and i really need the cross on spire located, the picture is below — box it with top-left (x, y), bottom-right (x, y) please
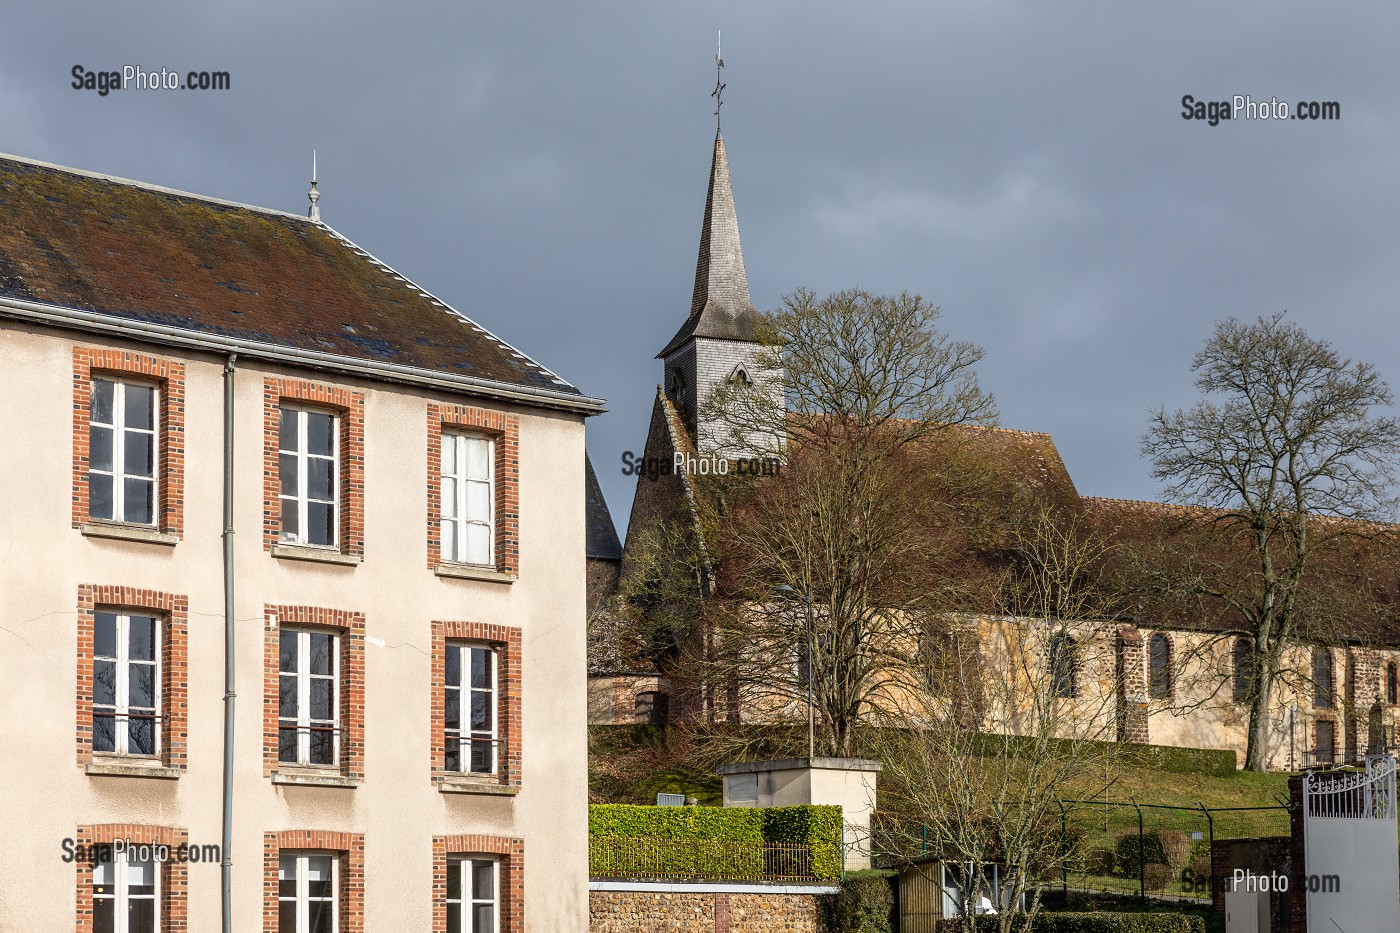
top-left (711, 31), bottom-right (725, 134)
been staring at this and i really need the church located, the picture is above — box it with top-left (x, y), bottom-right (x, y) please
top-left (583, 121), bottom-right (1400, 773)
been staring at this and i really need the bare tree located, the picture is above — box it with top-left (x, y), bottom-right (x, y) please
top-left (871, 508), bottom-right (1124, 933)
top-left (1141, 313), bottom-right (1400, 771)
top-left (680, 289), bottom-right (998, 757)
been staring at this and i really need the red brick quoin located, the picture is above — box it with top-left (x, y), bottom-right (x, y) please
top-left (75, 824), bottom-right (190, 933)
top-left (432, 835), bottom-right (525, 933)
top-left (72, 347), bottom-right (186, 536)
top-left (263, 831), bottom-right (365, 933)
top-left (263, 377), bottom-right (366, 556)
top-left (430, 621), bottom-right (523, 787)
top-left (425, 404), bottom-right (520, 574)
top-left (75, 585), bottom-right (189, 770)
top-left (263, 605), bottom-right (366, 780)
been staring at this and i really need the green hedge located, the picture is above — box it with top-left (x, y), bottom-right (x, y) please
top-left (588, 803), bottom-right (842, 881)
top-left (935, 913), bottom-right (1205, 932)
top-left (589, 804), bottom-right (764, 842)
top-left (825, 869), bottom-right (895, 933)
top-left (764, 805), bottom-right (844, 878)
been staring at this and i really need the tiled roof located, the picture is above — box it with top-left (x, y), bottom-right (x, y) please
top-left (0, 154), bottom-right (597, 410)
top-left (585, 453), bottom-right (623, 561)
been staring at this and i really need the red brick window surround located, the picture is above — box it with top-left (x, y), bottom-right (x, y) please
top-left (432, 835), bottom-right (524, 933)
top-left (76, 586), bottom-right (188, 771)
top-left (263, 606), bottom-right (366, 781)
top-left (263, 831), bottom-right (365, 933)
top-left (263, 377), bottom-right (365, 557)
top-left (72, 347), bottom-right (186, 536)
top-left (431, 621), bottom-right (522, 787)
top-left (426, 404), bottom-right (519, 575)
top-left (74, 823), bottom-right (190, 933)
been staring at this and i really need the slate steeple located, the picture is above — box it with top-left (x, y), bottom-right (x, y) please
top-left (657, 132), bottom-right (761, 360)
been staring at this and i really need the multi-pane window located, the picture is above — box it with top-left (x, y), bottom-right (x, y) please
top-left (1313, 648), bottom-right (1334, 709)
top-left (1232, 638), bottom-right (1253, 702)
top-left (279, 407), bottom-right (339, 547)
top-left (93, 612), bottom-right (159, 757)
top-left (1148, 633), bottom-right (1172, 699)
top-left (1049, 633), bottom-right (1077, 699)
top-left (278, 852), bottom-right (337, 933)
top-left (440, 434), bottom-right (494, 565)
top-left (446, 857), bottom-right (498, 933)
top-left (445, 643), bottom-right (497, 774)
top-left (89, 378), bottom-right (157, 525)
top-left (279, 629), bottom-right (339, 766)
top-left (93, 850), bottom-right (157, 933)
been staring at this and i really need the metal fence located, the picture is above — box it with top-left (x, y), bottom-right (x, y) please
top-left (589, 835), bottom-right (836, 883)
top-left (1052, 798), bottom-right (1289, 903)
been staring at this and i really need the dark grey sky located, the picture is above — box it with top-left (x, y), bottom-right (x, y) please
top-left (7, 2), bottom-right (1400, 534)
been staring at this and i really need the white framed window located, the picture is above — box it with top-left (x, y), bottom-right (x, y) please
top-left (440, 433), bottom-right (494, 565)
top-left (89, 377), bottom-right (158, 525)
top-left (278, 852), bottom-right (338, 933)
top-left (279, 407), bottom-right (339, 548)
top-left (446, 856), bottom-right (499, 933)
top-left (93, 611), bottom-right (160, 757)
top-left (279, 628), bottom-right (339, 767)
top-left (94, 849), bottom-right (159, 933)
top-left (445, 642), bottom-right (497, 774)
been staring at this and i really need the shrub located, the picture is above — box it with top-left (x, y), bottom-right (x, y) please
top-left (826, 870), bottom-right (895, 933)
top-left (1115, 831), bottom-right (1166, 878)
top-left (1157, 830), bottom-right (1191, 873)
top-left (1143, 863), bottom-right (1172, 892)
top-left (1185, 854), bottom-right (1210, 883)
top-left (763, 805), bottom-right (843, 878)
top-left (1084, 848), bottom-right (1115, 876)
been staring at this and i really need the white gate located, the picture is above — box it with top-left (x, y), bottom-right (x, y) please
top-left (1302, 755), bottom-right (1400, 933)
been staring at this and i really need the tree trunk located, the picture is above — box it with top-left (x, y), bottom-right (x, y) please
top-left (1244, 665), bottom-right (1274, 772)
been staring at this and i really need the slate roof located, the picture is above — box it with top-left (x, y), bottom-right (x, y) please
top-left (585, 453), bottom-right (623, 561)
top-left (657, 133), bottom-right (763, 359)
top-left (0, 154), bottom-right (597, 409)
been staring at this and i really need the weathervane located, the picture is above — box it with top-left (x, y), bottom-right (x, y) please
top-left (711, 31), bottom-right (726, 133)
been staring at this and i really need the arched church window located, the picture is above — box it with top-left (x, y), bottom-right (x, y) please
top-left (1049, 633), bottom-right (1077, 699)
top-left (1232, 638), bottom-right (1253, 702)
top-left (1148, 633), bottom-right (1173, 699)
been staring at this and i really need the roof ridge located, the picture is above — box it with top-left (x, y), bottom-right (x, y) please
top-left (0, 151), bottom-right (312, 222)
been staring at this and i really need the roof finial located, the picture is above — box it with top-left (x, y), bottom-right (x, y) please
top-left (711, 31), bottom-right (726, 136)
top-left (308, 148), bottom-right (321, 222)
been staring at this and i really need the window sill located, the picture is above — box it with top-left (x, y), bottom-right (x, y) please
top-left (80, 523), bottom-right (178, 547)
top-left (272, 544), bottom-right (362, 566)
top-left (271, 769), bottom-right (361, 788)
top-left (434, 775), bottom-right (520, 796)
top-left (434, 562), bottom-right (516, 585)
top-left (86, 759), bottom-right (182, 780)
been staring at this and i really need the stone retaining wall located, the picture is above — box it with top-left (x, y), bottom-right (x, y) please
top-left (590, 890), bottom-right (821, 933)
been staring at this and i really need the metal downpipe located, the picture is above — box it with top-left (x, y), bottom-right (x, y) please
top-left (221, 354), bottom-right (237, 933)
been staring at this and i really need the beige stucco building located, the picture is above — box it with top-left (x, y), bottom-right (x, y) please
top-left (0, 154), bottom-right (603, 931)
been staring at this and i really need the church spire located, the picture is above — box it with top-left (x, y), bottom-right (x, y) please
top-left (657, 126), bottom-right (759, 359)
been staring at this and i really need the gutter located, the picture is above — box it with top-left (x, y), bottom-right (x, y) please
top-left (0, 295), bottom-right (607, 416)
